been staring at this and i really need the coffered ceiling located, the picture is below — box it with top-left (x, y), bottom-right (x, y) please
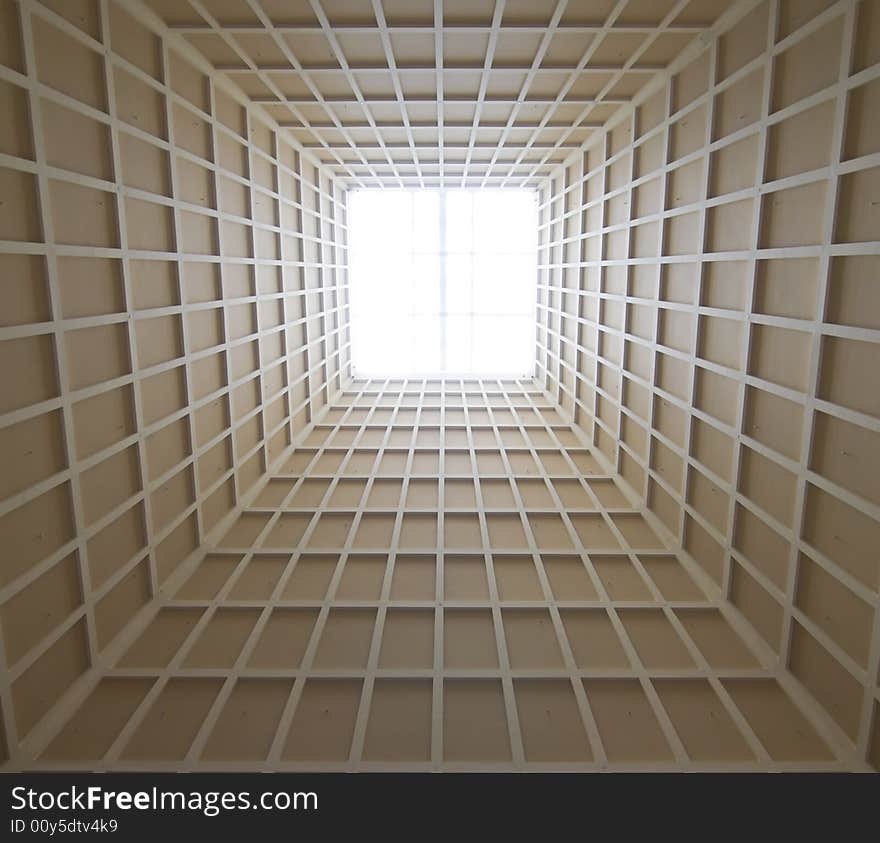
top-left (143, 0), bottom-right (734, 186)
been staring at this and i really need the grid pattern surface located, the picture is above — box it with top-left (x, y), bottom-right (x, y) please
top-left (536, 0), bottom-right (880, 769)
top-left (19, 381), bottom-right (857, 770)
top-left (1, 0), bottom-right (878, 775)
top-left (348, 188), bottom-right (538, 376)
top-left (0, 0), bottom-right (349, 763)
top-left (140, 0), bottom-right (737, 187)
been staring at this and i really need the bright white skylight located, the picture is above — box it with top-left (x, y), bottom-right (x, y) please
top-left (347, 189), bottom-right (538, 377)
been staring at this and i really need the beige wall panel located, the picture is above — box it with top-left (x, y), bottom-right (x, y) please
top-left (515, 680), bottom-right (592, 762)
top-left (87, 502), bottom-right (147, 588)
top-left (122, 678), bottom-right (222, 761)
top-left (655, 679), bottom-right (753, 761)
top-left (114, 67), bottom-right (166, 138)
top-left (108, 2), bottom-right (161, 78)
top-left (788, 622), bottom-right (863, 740)
top-left (362, 679), bottom-right (432, 762)
top-left (95, 558), bottom-right (151, 648)
top-left (586, 679), bottom-right (672, 762)
top-left (443, 679), bottom-right (511, 761)
top-left (12, 620), bottom-right (89, 737)
top-left (202, 679), bottom-right (292, 761)
top-left (729, 562), bottom-right (784, 649)
top-left (57, 257), bottom-right (124, 319)
top-left (0, 78), bottom-right (33, 160)
top-left (3, 0), bottom-right (875, 773)
top-left (282, 679), bottom-right (362, 762)
top-left (33, 17), bottom-right (105, 111)
top-left (1, 552), bottom-right (81, 665)
top-left (772, 18), bottom-right (842, 111)
top-left (41, 676), bottom-right (155, 760)
top-left (766, 101), bottom-right (835, 180)
top-left (0, 410), bottom-right (66, 500)
top-left (0, 0), bottom-right (347, 768)
top-left (0, 482), bottom-right (74, 588)
top-left (41, 99), bottom-right (112, 181)
top-left (0, 254), bottom-right (48, 327)
top-left (826, 255), bottom-right (880, 330)
top-left (0, 167), bottom-right (41, 242)
top-left (50, 180), bottom-right (118, 248)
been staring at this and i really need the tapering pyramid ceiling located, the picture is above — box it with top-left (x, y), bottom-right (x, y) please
top-left (142, 0), bottom-right (734, 187)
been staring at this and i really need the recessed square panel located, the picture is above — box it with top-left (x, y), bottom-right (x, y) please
top-left (444, 609), bottom-right (498, 669)
top-left (378, 609), bottom-right (434, 668)
top-left (390, 555), bottom-right (436, 601)
top-left (583, 680), bottom-right (673, 763)
top-left (336, 555), bottom-right (387, 601)
top-left (514, 680), bottom-right (592, 762)
top-left (493, 555), bottom-right (544, 601)
top-left (362, 680), bottom-right (432, 762)
top-left (282, 555), bottom-right (339, 601)
top-left (282, 680), bottom-right (362, 762)
top-left (502, 609), bottom-right (565, 669)
top-left (443, 680), bottom-right (511, 762)
top-left (444, 555), bottom-right (490, 601)
top-left (313, 608), bottom-right (376, 670)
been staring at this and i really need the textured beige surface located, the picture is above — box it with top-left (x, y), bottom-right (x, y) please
top-left (16, 380), bottom-right (855, 770)
top-left (537, 0), bottom-right (880, 771)
top-left (0, 0), bottom-right (877, 772)
top-left (141, 0), bottom-right (738, 187)
top-left (0, 0), bottom-right (347, 764)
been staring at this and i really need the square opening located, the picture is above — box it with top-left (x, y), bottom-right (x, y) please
top-left (348, 188), bottom-right (538, 377)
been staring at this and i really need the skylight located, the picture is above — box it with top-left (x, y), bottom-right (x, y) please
top-left (347, 189), bottom-right (538, 377)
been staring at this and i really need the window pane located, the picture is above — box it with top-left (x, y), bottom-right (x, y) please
top-left (472, 316), bottom-right (533, 375)
top-left (412, 190), bottom-right (440, 253)
top-left (412, 255), bottom-right (441, 315)
top-left (445, 189), bottom-right (473, 253)
top-left (445, 316), bottom-right (472, 372)
top-left (446, 254), bottom-right (473, 314)
top-left (412, 316), bottom-right (443, 372)
top-left (473, 253), bottom-right (535, 316)
top-left (348, 188), bottom-right (537, 376)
